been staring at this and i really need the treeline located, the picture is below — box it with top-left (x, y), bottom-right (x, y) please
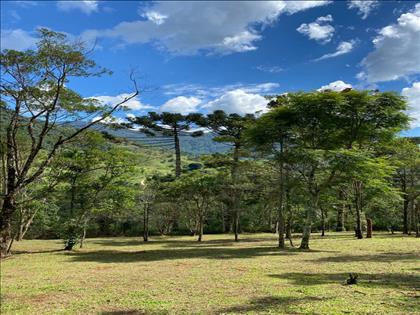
top-left (1, 30), bottom-right (419, 257)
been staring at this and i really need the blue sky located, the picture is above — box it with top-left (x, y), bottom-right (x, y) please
top-left (1, 1), bottom-right (419, 135)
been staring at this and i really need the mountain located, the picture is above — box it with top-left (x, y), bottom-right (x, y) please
top-left (72, 122), bottom-right (230, 156)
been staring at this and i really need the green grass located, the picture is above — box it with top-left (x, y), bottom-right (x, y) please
top-left (1, 233), bottom-right (419, 315)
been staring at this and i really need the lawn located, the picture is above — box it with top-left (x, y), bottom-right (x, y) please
top-left (1, 233), bottom-right (419, 315)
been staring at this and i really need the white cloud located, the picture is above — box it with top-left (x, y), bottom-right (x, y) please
top-left (402, 82), bottom-right (420, 128)
top-left (1, 29), bottom-right (37, 51)
top-left (57, 1), bottom-right (99, 15)
top-left (82, 1), bottom-right (330, 55)
top-left (92, 93), bottom-right (153, 111)
top-left (162, 82), bottom-right (279, 99)
top-left (203, 89), bottom-right (269, 115)
top-left (318, 80), bottom-right (353, 91)
top-left (359, 4), bottom-right (420, 82)
top-left (160, 96), bottom-right (201, 115)
top-left (315, 40), bottom-right (356, 61)
top-left (256, 65), bottom-right (283, 73)
top-left (348, 1), bottom-right (379, 19)
top-left (91, 115), bottom-right (126, 124)
top-left (297, 15), bottom-right (335, 43)
top-left (142, 10), bottom-right (168, 25)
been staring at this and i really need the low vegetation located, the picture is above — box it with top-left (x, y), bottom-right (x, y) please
top-left (1, 233), bottom-right (419, 314)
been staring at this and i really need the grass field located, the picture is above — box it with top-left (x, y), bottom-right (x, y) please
top-left (1, 233), bottom-right (419, 315)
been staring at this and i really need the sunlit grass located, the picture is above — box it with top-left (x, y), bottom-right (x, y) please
top-left (1, 233), bottom-right (419, 314)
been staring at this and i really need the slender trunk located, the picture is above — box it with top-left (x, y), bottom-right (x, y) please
top-left (278, 137), bottom-right (285, 249)
top-left (197, 210), bottom-right (203, 242)
top-left (320, 206), bottom-right (325, 237)
top-left (80, 226), bottom-right (87, 248)
top-left (336, 189), bottom-right (346, 231)
top-left (415, 201), bottom-right (419, 238)
top-left (231, 143), bottom-right (240, 242)
top-left (143, 203), bottom-right (149, 242)
top-left (17, 208), bottom-right (38, 241)
top-left (403, 195), bottom-right (409, 234)
top-left (300, 191), bottom-right (318, 250)
top-left (221, 205), bottom-right (226, 233)
top-left (233, 209), bottom-right (239, 242)
top-left (366, 218), bottom-right (372, 238)
top-left (354, 180), bottom-right (363, 239)
top-left (278, 209), bottom-right (285, 249)
top-left (174, 128), bottom-right (181, 177)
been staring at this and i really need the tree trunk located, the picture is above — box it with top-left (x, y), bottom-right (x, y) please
top-left (233, 208), bottom-right (239, 242)
top-left (17, 209), bottom-right (37, 241)
top-left (336, 189), bottom-right (346, 231)
top-left (300, 224), bottom-right (311, 250)
top-left (300, 182), bottom-right (319, 250)
top-left (174, 129), bottom-right (181, 177)
top-left (1, 192), bottom-right (16, 257)
top-left (80, 225), bottom-right (87, 248)
top-left (403, 194), bottom-right (409, 234)
top-left (300, 198), bottom-right (317, 250)
top-left (366, 218), bottom-right (372, 238)
top-left (278, 208), bottom-right (285, 249)
top-left (197, 211), bottom-right (203, 242)
top-left (320, 206), bottom-right (326, 237)
top-left (415, 201), bottom-right (419, 238)
top-left (231, 143), bottom-right (240, 242)
top-left (143, 204), bottom-right (149, 242)
top-left (353, 180), bottom-right (363, 239)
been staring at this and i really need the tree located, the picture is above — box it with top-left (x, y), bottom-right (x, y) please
top-left (387, 138), bottom-right (420, 234)
top-left (246, 105), bottom-right (296, 248)
top-left (170, 170), bottom-right (219, 241)
top-left (193, 110), bottom-right (255, 241)
top-left (139, 177), bottom-right (159, 242)
top-left (0, 29), bottom-right (138, 256)
top-left (56, 132), bottom-right (136, 249)
top-left (127, 112), bottom-right (202, 177)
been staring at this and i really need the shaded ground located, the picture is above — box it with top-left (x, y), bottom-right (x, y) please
top-left (1, 233), bottom-right (419, 314)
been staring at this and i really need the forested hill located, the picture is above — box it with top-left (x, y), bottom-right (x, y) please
top-left (72, 121), bottom-right (230, 155)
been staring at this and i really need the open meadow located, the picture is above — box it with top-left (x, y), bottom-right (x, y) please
top-left (1, 233), bottom-right (419, 315)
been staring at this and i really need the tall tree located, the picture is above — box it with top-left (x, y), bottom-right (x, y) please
top-left (246, 105), bottom-right (296, 248)
top-left (193, 110), bottom-right (255, 242)
top-left (0, 29), bottom-right (138, 256)
top-left (127, 112), bottom-right (202, 177)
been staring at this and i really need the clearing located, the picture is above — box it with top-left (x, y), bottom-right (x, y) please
top-left (1, 233), bottom-right (419, 314)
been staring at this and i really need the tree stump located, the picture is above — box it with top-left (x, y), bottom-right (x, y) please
top-left (366, 218), bottom-right (372, 238)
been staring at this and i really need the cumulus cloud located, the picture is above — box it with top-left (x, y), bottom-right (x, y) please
top-left (159, 96), bottom-right (201, 115)
top-left (57, 1), bottom-right (99, 15)
top-left (92, 93), bottom-right (153, 111)
top-left (359, 4), bottom-right (420, 82)
top-left (314, 40), bottom-right (356, 61)
top-left (1, 29), bottom-right (37, 51)
top-left (348, 1), bottom-right (379, 19)
top-left (203, 89), bottom-right (269, 115)
top-left (82, 1), bottom-right (330, 54)
top-left (318, 80), bottom-right (353, 91)
top-left (402, 82), bottom-right (420, 128)
top-left (297, 15), bottom-right (335, 43)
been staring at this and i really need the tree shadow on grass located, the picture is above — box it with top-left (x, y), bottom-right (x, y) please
top-left (308, 252), bottom-right (420, 263)
top-left (217, 296), bottom-right (328, 314)
top-left (65, 246), bottom-right (301, 263)
top-left (89, 236), bottom-right (277, 248)
top-left (270, 272), bottom-right (420, 291)
top-left (12, 249), bottom-right (65, 255)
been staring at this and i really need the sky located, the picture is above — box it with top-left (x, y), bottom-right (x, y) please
top-left (1, 0), bottom-right (419, 136)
